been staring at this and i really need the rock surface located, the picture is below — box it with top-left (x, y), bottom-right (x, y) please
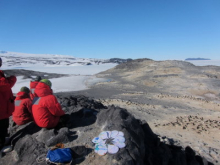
top-left (0, 95), bottom-right (214, 165)
top-left (4, 69), bottom-right (67, 80)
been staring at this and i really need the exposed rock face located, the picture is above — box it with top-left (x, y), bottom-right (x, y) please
top-left (0, 95), bottom-right (214, 165)
top-left (107, 58), bottom-right (133, 64)
top-left (4, 69), bottom-right (67, 80)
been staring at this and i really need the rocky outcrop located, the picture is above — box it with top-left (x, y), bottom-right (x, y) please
top-left (3, 69), bottom-right (67, 80)
top-left (0, 95), bottom-right (214, 165)
top-left (107, 58), bottom-right (133, 64)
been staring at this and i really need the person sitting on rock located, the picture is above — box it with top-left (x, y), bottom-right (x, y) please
top-left (0, 57), bottom-right (17, 153)
top-left (32, 79), bottom-right (66, 128)
top-left (12, 86), bottom-right (33, 126)
top-left (30, 76), bottom-right (41, 100)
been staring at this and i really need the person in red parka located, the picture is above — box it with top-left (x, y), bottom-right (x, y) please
top-left (29, 76), bottom-right (41, 100)
top-left (0, 57), bottom-right (17, 150)
top-left (32, 79), bottom-right (65, 128)
top-left (13, 86), bottom-right (33, 125)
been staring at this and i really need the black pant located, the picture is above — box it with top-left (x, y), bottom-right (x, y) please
top-left (0, 118), bottom-right (9, 147)
top-left (56, 114), bottom-right (70, 129)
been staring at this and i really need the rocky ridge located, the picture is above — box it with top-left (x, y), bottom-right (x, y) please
top-left (0, 95), bottom-right (214, 165)
top-left (0, 51), bottom-right (131, 67)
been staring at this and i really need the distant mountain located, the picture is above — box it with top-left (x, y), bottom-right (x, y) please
top-left (107, 58), bottom-right (133, 64)
top-left (0, 50), bottom-right (7, 53)
top-left (0, 51), bottom-right (131, 67)
top-left (185, 58), bottom-right (211, 60)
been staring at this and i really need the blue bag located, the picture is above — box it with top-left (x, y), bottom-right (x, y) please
top-left (46, 148), bottom-right (73, 164)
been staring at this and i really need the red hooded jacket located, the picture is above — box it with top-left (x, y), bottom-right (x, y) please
top-left (12, 91), bottom-right (32, 125)
top-left (0, 70), bottom-right (17, 120)
top-left (30, 81), bottom-right (39, 100)
top-left (32, 82), bottom-right (65, 128)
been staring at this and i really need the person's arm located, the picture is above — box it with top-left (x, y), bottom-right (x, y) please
top-left (46, 95), bottom-right (65, 116)
top-left (0, 74), bottom-right (17, 90)
top-left (7, 76), bottom-right (17, 88)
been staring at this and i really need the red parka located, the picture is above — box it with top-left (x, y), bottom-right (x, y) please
top-left (0, 70), bottom-right (17, 120)
top-left (30, 81), bottom-right (39, 100)
top-left (32, 82), bottom-right (65, 128)
top-left (12, 91), bottom-right (32, 125)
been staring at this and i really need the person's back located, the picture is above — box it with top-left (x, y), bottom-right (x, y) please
top-left (29, 76), bottom-right (41, 100)
top-left (0, 57), bottom-right (17, 152)
top-left (13, 87), bottom-right (32, 125)
top-left (0, 72), bottom-right (17, 120)
top-left (32, 79), bottom-right (65, 128)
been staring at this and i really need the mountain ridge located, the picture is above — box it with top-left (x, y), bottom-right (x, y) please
top-left (0, 51), bottom-right (132, 66)
top-left (185, 58), bottom-right (211, 60)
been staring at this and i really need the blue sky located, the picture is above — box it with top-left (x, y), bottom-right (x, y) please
top-left (0, 0), bottom-right (219, 60)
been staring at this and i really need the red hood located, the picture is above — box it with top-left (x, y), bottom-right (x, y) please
top-left (16, 91), bottom-right (30, 100)
top-left (30, 81), bottom-right (39, 88)
top-left (35, 82), bottom-right (52, 97)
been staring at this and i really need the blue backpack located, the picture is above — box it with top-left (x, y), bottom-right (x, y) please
top-left (46, 148), bottom-right (73, 164)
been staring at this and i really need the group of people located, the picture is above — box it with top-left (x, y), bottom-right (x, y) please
top-left (0, 57), bottom-right (67, 154)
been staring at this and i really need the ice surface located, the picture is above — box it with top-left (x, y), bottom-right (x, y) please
top-left (0, 51), bottom-right (117, 93)
top-left (186, 60), bottom-right (220, 66)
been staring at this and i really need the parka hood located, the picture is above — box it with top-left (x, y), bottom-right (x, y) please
top-left (16, 91), bottom-right (30, 100)
top-left (35, 82), bottom-right (52, 97)
top-left (30, 81), bottom-right (39, 88)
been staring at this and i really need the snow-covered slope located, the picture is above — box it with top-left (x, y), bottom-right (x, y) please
top-left (0, 51), bottom-right (118, 75)
top-left (185, 59), bottom-right (220, 66)
top-left (0, 51), bottom-right (118, 93)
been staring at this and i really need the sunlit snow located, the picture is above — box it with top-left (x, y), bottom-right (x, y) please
top-left (0, 51), bottom-right (117, 93)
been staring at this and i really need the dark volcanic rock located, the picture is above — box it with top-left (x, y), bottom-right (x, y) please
top-left (108, 58), bottom-right (133, 64)
top-left (14, 135), bottom-right (47, 165)
top-left (96, 106), bottom-right (146, 164)
top-left (0, 95), bottom-right (214, 165)
top-left (3, 69), bottom-right (67, 80)
top-left (96, 106), bottom-right (213, 165)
